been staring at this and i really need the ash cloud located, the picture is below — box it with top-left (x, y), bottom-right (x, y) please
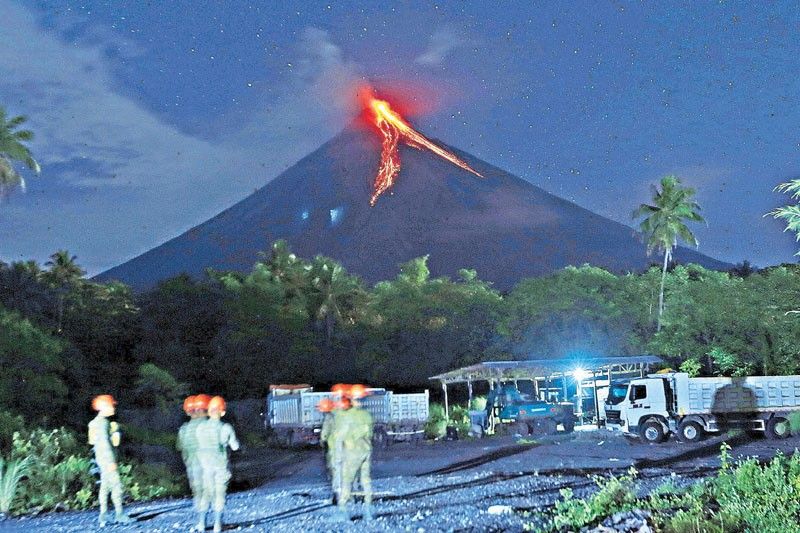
top-left (415, 27), bottom-right (467, 66)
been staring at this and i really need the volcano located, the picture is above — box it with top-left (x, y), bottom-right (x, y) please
top-left (96, 125), bottom-right (728, 291)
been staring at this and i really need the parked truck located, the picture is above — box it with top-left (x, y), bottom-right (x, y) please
top-left (265, 384), bottom-right (429, 447)
top-left (483, 383), bottom-right (576, 437)
top-left (604, 372), bottom-right (800, 443)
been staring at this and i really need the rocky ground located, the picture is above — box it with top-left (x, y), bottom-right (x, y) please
top-left (6, 428), bottom-right (800, 532)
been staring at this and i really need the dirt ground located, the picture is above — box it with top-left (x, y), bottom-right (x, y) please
top-left (7, 427), bottom-right (800, 532)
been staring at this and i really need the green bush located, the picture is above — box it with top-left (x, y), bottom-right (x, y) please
top-left (121, 462), bottom-right (185, 501)
top-left (531, 445), bottom-right (800, 532)
top-left (469, 396), bottom-right (487, 411)
top-left (0, 456), bottom-right (31, 513)
top-left (4, 424), bottom-right (185, 515)
top-left (424, 403), bottom-right (447, 439)
top-left (448, 405), bottom-right (471, 438)
top-left (133, 363), bottom-right (188, 413)
top-left (539, 468), bottom-right (639, 532)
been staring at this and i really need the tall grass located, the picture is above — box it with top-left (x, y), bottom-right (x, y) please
top-left (0, 456), bottom-right (31, 513)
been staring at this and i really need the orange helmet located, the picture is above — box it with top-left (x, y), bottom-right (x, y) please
top-left (331, 383), bottom-right (350, 396)
top-left (317, 398), bottom-right (334, 413)
top-left (193, 394), bottom-right (212, 412)
top-left (183, 395), bottom-right (196, 415)
top-left (334, 397), bottom-right (352, 410)
top-left (349, 384), bottom-right (368, 399)
top-left (92, 394), bottom-right (116, 411)
top-left (208, 396), bottom-right (226, 414)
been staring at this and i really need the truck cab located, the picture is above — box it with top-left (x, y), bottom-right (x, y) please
top-left (604, 377), bottom-right (674, 442)
top-left (485, 384), bottom-right (576, 436)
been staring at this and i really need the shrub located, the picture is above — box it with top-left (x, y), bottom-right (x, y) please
top-left (448, 405), bottom-right (471, 438)
top-left (424, 404), bottom-right (447, 439)
top-left (0, 456), bottom-right (31, 513)
top-left (543, 468), bottom-right (639, 532)
top-left (133, 363), bottom-right (188, 413)
top-left (4, 424), bottom-right (185, 515)
top-left (469, 396), bottom-right (487, 411)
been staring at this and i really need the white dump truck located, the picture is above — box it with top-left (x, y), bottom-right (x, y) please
top-left (604, 372), bottom-right (800, 443)
top-left (266, 384), bottom-right (429, 447)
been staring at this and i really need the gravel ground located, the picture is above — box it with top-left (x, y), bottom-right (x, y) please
top-left (5, 429), bottom-right (799, 532)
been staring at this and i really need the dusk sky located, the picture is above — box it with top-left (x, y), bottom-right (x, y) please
top-left (2, 1), bottom-right (799, 275)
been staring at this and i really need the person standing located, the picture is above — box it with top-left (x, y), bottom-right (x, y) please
top-left (177, 395), bottom-right (207, 514)
top-left (87, 394), bottom-right (132, 527)
top-left (330, 384), bottom-right (374, 522)
top-left (195, 396), bottom-right (240, 533)
top-left (317, 397), bottom-right (338, 504)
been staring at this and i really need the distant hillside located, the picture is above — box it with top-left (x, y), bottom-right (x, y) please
top-left (96, 125), bottom-right (729, 290)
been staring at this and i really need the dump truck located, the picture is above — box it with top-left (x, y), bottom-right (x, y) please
top-left (604, 372), bottom-right (800, 443)
top-left (265, 384), bottom-right (429, 446)
top-left (483, 384), bottom-right (576, 437)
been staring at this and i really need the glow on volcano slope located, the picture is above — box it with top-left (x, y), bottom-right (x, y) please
top-left (364, 96), bottom-right (482, 206)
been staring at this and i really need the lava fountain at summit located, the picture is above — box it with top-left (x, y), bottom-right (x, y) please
top-left (361, 93), bottom-right (482, 206)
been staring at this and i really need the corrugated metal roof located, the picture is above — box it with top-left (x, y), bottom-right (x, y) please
top-left (430, 355), bottom-right (665, 384)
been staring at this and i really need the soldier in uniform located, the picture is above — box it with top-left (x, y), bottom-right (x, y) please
top-left (195, 395), bottom-right (240, 533)
top-left (317, 397), bottom-right (338, 504)
top-left (330, 384), bottom-right (374, 522)
top-left (87, 394), bottom-right (132, 527)
top-left (177, 394), bottom-right (209, 515)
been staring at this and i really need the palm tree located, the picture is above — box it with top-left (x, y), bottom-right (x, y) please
top-left (0, 106), bottom-right (40, 198)
top-left (768, 178), bottom-right (800, 255)
top-left (305, 256), bottom-right (366, 344)
top-left (44, 250), bottom-right (85, 332)
top-left (633, 175), bottom-right (704, 331)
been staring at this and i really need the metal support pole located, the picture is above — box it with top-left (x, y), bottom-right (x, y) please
top-left (562, 374), bottom-right (568, 402)
top-left (442, 382), bottom-right (449, 419)
top-left (593, 370), bottom-right (601, 429)
top-left (532, 378), bottom-right (539, 400)
top-left (467, 380), bottom-right (473, 405)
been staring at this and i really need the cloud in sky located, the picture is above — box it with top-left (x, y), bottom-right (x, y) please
top-left (415, 27), bottom-right (467, 66)
top-left (0, 0), bottom-right (362, 273)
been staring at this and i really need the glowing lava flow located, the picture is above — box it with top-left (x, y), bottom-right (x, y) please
top-left (366, 97), bottom-right (482, 206)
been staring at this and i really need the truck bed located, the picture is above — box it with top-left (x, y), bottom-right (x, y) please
top-left (681, 375), bottom-right (800, 414)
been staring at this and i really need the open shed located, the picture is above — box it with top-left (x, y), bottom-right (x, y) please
top-left (430, 355), bottom-right (665, 424)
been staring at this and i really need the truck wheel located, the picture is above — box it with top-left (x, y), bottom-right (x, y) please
top-left (677, 420), bottom-right (704, 443)
top-left (562, 418), bottom-right (576, 433)
top-left (513, 422), bottom-right (530, 437)
top-left (767, 416), bottom-right (791, 440)
top-left (373, 428), bottom-right (389, 448)
top-left (639, 420), bottom-right (666, 444)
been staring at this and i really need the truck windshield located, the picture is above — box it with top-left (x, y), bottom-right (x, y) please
top-left (607, 384), bottom-right (629, 405)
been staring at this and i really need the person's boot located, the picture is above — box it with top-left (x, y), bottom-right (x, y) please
top-left (98, 512), bottom-right (108, 528)
top-left (332, 506), bottom-right (349, 522)
top-left (213, 511), bottom-right (222, 533)
top-left (193, 511), bottom-right (207, 531)
top-left (114, 512), bottom-right (133, 524)
top-left (362, 504), bottom-right (373, 522)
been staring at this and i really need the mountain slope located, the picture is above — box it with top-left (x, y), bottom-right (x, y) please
top-left (96, 125), bottom-right (729, 290)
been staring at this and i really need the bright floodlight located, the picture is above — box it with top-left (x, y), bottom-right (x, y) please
top-left (573, 368), bottom-right (589, 381)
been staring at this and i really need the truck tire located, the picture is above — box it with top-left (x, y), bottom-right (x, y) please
top-left (373, 427), bottom-right (389, 448)
top-left (513, 422), bottom-right (530, 437)
top-left (639, 419), bottom-right (666, 444)
top-left (766, 416), bottom-right (791, 440)
top-left (677, 420), bottom-right (704, 443)
top-left (562, 417), bottom-right (576, 434)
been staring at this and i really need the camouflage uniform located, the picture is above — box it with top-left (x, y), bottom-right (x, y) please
top-left (330, 406), bottom-right (373, 519)
top-left (177, 416), bottom-right (205, 511)
top-left (320, 411), bottom-right (340, 502)
top-left (87, 415), bottom-right (128, 526)
top-left (195, 417), bottom-right (240, 531)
